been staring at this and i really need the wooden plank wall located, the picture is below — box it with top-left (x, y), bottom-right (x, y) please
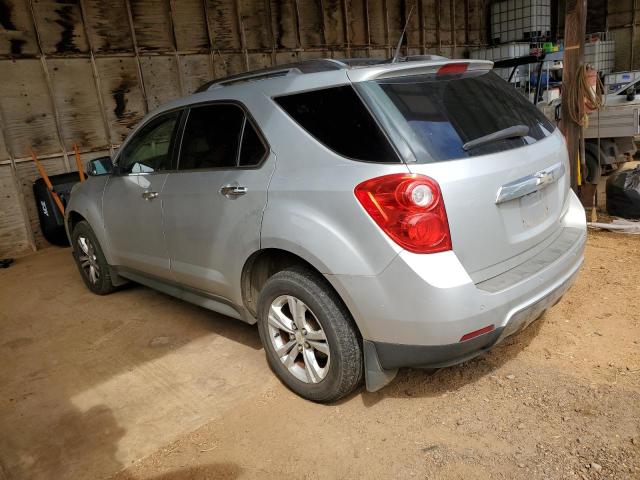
top-left (0, 0), bottom-right (491, 258)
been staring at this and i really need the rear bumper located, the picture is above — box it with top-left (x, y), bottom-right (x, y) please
top-left (327, 189), bottom-right (586, 354)
top-left (368, 266), bottom-right (577, 370)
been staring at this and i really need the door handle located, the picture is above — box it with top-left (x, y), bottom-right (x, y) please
top-left (142, 191), bottom-right (159, 200)
top-left (220, 185), bottom-right (247, 198)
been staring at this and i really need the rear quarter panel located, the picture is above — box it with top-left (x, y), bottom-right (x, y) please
top-left (252, 87), bottom-right (409, 276)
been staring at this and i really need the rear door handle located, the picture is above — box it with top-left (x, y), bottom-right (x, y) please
top-left (220, 185), bottom-right (247, 198)
top-left (142, 191), bottom-right (159, 200)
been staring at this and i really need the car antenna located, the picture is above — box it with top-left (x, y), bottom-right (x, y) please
top-left (391, 4), bottom-right (415, 64)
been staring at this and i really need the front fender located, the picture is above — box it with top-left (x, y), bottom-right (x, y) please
top-left (65, 176), bottom-right (114, 264)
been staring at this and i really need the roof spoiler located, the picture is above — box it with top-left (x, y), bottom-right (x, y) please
top-left (350, 60), bottom-right (493, 82)
top-left (195, 56), bottom-right (464, 92)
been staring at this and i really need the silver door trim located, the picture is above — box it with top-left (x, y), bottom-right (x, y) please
top-left (495, 162), bottom-right (565, 204)
top-left (142, 191), bottom-right (159, 200)
top-left (220, 184), bottom-right (247, 198)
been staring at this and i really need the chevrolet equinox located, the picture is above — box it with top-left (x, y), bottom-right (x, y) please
top-left (65, 57), bottom-right (587, 402)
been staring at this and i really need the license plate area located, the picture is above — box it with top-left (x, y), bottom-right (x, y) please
top-left (520, 189), bottom-right (549, 228)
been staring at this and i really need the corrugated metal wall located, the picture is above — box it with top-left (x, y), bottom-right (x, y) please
top-left (0, 0), bottom-right (490, 257)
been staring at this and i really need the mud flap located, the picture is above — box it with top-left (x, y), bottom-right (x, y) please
top-left (363, 340), bottom-right (398, 392)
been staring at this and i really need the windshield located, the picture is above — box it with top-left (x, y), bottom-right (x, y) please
top-left (357, 70), bottom-right (556, 163)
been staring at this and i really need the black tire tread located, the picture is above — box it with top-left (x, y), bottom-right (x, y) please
top-left (71, 220), bottom-right (116, 296)
top-left (257, 266), bottom-right (363, 403)
top-left (584, 150), bottom-right (601, 184)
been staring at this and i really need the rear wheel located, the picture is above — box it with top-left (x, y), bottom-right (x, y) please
top-left (71, 220), bottom-right (115, 295)
top-left (257, 267), bottom-right (363, 402)
top-left (583, 150), bottom-right (602, 184)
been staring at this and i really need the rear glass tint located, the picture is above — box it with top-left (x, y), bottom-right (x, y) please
top-left (274, 85), bottom-right (400, 163)
top-left (239, 119), bottom-right (267, 166)
top-left (179, 104), bottom-right (244, 170)
top-left (369, 70), bottom-right (556, 162)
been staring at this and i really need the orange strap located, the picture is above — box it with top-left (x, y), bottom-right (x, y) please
top-left (73, 144), bottom-right (86, 182)
top-left (30, 149), bottom-right (65, 215)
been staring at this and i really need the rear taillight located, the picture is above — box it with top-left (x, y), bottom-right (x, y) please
top-left (354, 174), bottom-right (452, 254)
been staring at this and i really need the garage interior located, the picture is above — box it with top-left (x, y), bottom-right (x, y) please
top-left (1, 1), bottom-right (639, 479)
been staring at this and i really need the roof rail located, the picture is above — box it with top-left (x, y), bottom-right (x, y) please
top-left (195, 59), bottom-right (348, 92)
top-left (195, 55), bottom-right (450, 92)
top-left (397, 54), bottom-right (449, 62)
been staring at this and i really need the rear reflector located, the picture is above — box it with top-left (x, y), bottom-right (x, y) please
top-left (460, 324), bottom-right (495, 342)
top-left (437, 63), bottom-right (469, 76)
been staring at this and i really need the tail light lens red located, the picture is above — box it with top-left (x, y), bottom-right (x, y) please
top-left (354, 174), bottom-right (452, 254)
top-left (437, 62), bottom-right (469, 76)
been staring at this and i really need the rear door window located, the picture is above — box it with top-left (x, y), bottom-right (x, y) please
top-left (238, 119), bottom-right (268, 167)
top-left (179, 104), bottom-right (244, 170)
top-left (274, 85), bottom-right (400, 163)
top-left (178, 104), bottom-right (268, 170)
top-left (362, 70), bottom-right (556, 162)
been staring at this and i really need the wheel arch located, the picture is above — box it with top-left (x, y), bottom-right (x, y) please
top-left (66, 210), bottom-right (86, 234)
top-left (65, 206), bottom-right (115, 266)
top-left (240, 248), bottom-right (364, 339)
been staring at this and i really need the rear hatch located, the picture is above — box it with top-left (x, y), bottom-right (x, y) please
top-left (355, 65), bottom-right (570, 281)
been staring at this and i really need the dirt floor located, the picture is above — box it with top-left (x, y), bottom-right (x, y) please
top-left (1, 230), bottom-right (639, 480)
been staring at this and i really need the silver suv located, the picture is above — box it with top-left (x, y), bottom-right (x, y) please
top-left (66, 57), bottom-right (586, 402)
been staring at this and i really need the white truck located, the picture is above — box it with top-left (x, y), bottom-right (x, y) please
top-left (581, 79), bottom-right (640, 183)
top-left (495, 53), bottom-right (639, 185)
top-left (537, 77), bottom-right (639, 184)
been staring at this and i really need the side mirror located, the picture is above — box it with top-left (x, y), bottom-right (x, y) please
top-left (626, 87), bottom-right (636, 101)
top-left (86, 156), bottom-right (114, 176)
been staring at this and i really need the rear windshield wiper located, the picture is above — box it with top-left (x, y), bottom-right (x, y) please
top-left (462, 125), bottom-right (529, 151)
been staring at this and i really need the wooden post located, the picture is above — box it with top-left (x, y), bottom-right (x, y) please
top-left (202, 0), bottom-right (218, 78)
top-left (78, 0), bottom-right (116, 155)
top-left (341, 0), bottom-right (350, 56)
top-left (560, 0), bottom-right (587, 192)
top-left (435, 0), bottom-right (441, 55)
top-left (167, 0), bottom-right (185, 97)
top-left (632, 0), bottom-right (638, 70)
top-left (27, 0), bottom-right (72, 173)
top-left (124, 0), bottom-right (150, 113)
top-left (235, 0), bottom-right (249, 70)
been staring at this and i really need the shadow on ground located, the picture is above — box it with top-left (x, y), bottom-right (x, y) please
top-left (118, 463), bottom-right (242, 480)
top-left (0, 247), bottom-right (551, 479)
top-left (347, 316), bottom-right (547, 407)
top-left (0, 249), bottom-right (267, 480)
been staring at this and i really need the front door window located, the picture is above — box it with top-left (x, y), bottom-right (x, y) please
top-left (118, 112), bottom-right (179, 174)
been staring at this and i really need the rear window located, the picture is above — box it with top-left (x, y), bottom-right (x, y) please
top-left (274, 85), bottom-right (400, 163)
top-left (364, 70), bottom-right (555, 162)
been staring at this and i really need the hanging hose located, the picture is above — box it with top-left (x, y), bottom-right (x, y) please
top-left (564, 64), bottom-right (605, 219)
top-left (564, 64), bottom-right (604, 126)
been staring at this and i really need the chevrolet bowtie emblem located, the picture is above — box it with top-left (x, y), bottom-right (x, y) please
top-left (535, 170), bottom-right (554, 185)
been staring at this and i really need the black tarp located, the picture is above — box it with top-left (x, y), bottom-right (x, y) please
top-left (607, 166), bottom-right (640, 219)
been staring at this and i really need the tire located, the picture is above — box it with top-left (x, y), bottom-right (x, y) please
top-left (257, 266), bottom-right (363, 402)
top-left (583, 150), bottom-right (602, 185)
top-left (71, 220), bottom-right (116, 295)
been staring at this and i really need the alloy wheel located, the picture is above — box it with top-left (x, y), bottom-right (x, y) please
top-left (267, 295), bottom-right (330, 383)
top-left (77, 236), bottom-right (100, 284)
